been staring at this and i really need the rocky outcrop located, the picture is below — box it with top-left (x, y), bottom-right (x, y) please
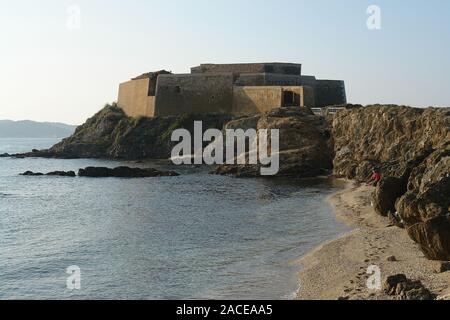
top-left (20, 167), bottom-right (178, 178)
top-left (213, 107), bottom-right (333, 177)
top-left (332, 105), bottom-right (449, 181)
top-left (372, 177), bottom-right (407, 216)
top-left (19, 104), bottom-right (232, 160)
top-left (383, 274), bottom-right (434, 300)
top-left (395, 145), bottom-right (450, 260)
top-left (46, 171), bottom-right (76, 177)
top-left (406, 215), bottom-right (450, 261)
top-left (332, 105), bottom-right (449, 260)
top-left (20, 171), bottom-right (76, 177)
top-left (396, 146), bottom-right (450, 225)
top-left (78, 166), bottom-right (179, 178)
top-left (20, 171), bottom-right (45, 176)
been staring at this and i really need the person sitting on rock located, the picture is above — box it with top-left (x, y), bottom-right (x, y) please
top-left (367, 168), bottom-right (382, 186)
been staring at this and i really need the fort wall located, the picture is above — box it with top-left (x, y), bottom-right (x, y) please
top-left (300, 86), bottom-right (316, 106)
top-left (232, 86), bottom-right (283, 116)
top-left (263, 74), bottom-right (304, 86)
top-left (232, 86), bottom-right (314, 116)
top-left (118, 78), bottom-right (155, 117)
top-left (191, 63), bottom-right (301, 75)
top-left (154, 73), bottom-right (234, 116)
top-left (234, 73), bottom-right (303, 87)
top-left (234, 74), bottom-right (266, 86)
top-left (300, 75), bottom-right (317, 88)
top-left (314, 80), bottom-right (346, 107)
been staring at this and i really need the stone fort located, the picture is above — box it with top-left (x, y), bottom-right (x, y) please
top-left (117, 62), bottom-right (346, 118)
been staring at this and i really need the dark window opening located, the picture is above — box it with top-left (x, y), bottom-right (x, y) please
top-left (283, 91), bottom-right (301, 107)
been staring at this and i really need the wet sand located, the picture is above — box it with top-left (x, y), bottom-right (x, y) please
top-left (297, 181), bottom-right (450, 300)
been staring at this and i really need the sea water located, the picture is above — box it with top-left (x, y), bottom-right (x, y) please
top-left (0, 138), bottom-right (348, 299)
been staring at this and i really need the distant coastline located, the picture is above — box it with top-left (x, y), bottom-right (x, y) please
top-left (0, 120), bottom-right (77, 138)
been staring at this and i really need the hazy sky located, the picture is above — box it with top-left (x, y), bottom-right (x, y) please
top-left (1, 0), bottom-right (449, 124)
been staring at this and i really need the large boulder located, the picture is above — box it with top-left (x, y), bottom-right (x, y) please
top-left (383, 274), bottom-right (434, 300)
top-left (372, 177), bottom-right (407, 216)
top-left (213, 148), bottom-right (331, 178)
top-left (213, 107), bottom-right (333, 177)
top-left (396, 145), bottom-right (450, 260)
top-left (407, 216), bottom-right (450, 261)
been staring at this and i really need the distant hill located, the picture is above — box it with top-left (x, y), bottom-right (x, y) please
top-left (0, 120), bottom-right (78, 138)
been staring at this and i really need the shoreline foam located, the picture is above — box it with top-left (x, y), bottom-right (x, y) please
top-left (296, 181), bottom-right (450, 300)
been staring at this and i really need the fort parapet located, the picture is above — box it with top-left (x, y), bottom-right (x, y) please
top-left (117, 63), bottom-right (346, 118)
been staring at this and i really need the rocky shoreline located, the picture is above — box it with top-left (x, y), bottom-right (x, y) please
top-left (19, 166), bottom-right (179, 178)
top-left (8, 105), bottom-right (232, 160)
top-left (331, 106), bottom-right (450, 261)
top-left (297, 182), bottom-right (450, 300)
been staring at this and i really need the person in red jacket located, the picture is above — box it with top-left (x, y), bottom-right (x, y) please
top-left (367, 168), bottom-right (382, 186)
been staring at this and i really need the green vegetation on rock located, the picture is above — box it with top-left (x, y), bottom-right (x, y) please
top-left (36, 103), bottom-right (232, 160)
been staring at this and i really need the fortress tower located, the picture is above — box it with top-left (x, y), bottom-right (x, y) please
top-left (117, 62), bottom-right (346, 118)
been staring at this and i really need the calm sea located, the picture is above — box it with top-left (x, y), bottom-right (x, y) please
top-left (0, 138), bottom-right (348, 299)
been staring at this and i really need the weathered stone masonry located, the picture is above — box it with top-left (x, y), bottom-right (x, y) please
top-left (117, 63), bottom-right (346, 118)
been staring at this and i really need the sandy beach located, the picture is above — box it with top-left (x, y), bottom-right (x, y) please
top-left (297, 181), bottom-right (450, 300)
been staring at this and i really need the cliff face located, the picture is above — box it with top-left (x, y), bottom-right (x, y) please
top-left (31, 105), bottom-right (231, 160)
top-left (332, 105), bottom-right (450, 260)
top-left (332, 105), bottom-right (449, 181)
